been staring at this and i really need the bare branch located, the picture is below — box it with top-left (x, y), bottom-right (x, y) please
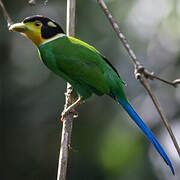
top-left (28, 0), bottom-right (49, 6)
top-left (97, 0), bottom-right (180, 157)
top-left (28, 0), bottom-right (36, 6)
top-left (57, 0), bottom-right (76, 180)
top-left (135, 64), bottom-right (180, 87)
top-left (97, 0), bottom-right (139, 66)
top-left (44, 0), bottom-right (48, 6)
top-left (172, 78), bottom-right (180, 85)
top-left (0, 0), bottom-right (13, 27)
top-left (57, 86), bottom-right (75, 180)
top-left (139, 77), bottom-right (180, 157)
top-left (97, 0), bottom-right (180, 87)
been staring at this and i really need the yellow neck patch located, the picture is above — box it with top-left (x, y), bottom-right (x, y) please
top-left (22, 30), bottom-right (65, 46)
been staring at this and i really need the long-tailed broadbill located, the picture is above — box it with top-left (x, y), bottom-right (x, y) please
top-left (9, 15), bottom-right (175, 174)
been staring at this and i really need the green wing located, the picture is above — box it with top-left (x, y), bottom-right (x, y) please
top-left (39, 36), bottom-right (125, 99)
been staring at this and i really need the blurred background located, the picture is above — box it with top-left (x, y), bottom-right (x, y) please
top-left (0, 0), bottom-right (180, 179)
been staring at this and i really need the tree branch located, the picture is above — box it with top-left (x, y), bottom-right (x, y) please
top-left (57, 0), bottom-right (76, 180)
top-left (0, 0), bottom-right (13, 27)
top-left (28, 0), bottom-right (36, 6)
top-left (97, 0), bottom-right (180, 157)
top-left (97, 0), bottom-right (180, 87)
top-left (135, 65), bottom-right (180, 87)
top-left (139, 77), bottom-right (180, 157)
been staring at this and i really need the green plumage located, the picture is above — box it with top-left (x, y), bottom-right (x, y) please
top-left (38, 36), bottom-right (127, 100)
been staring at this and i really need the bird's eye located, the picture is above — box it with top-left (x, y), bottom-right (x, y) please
top-left (35, 22), bottom-right (41, 26)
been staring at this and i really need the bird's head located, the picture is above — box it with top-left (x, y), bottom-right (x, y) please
top-left (9, 15), bottom-right (65, 46)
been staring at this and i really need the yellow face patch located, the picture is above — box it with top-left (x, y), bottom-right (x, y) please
top-left (47, 21), bottom-right (57, 28)
top-left (20, 21), bottom-right (46, 46)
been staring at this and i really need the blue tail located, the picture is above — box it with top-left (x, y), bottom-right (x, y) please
top-left (117, 96), bottom-right (174, 175)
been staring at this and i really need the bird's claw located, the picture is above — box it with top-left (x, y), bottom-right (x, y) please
top-left (60, 97), bottom-right (82, 121)
top-left (61, 108), bottom-right (78, 121)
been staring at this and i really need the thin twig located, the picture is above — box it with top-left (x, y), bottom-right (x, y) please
top-left (139, 77), bottom-right (180, 157)
top-left (97, 0), bottom-right (180, 157)
top-left (97, 0), bottom-right (180, 87)
top-left (0, 0), bottom-right (13, 27)
top-left (57, 0), bottom-right (76, 180)
top-left (44, 0), bottom-right (48, 6)
top-left (97, 0), bottom-right (139, 66)
top-left (135, 65), bottom-right (180, 87)
top-left (28, 0), bottom-right (36, 6)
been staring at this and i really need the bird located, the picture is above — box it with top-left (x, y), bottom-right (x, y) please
top-left (9, 15), bottom-right (174, 174)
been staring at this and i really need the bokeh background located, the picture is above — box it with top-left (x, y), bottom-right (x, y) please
top-left (0, 0), bottom-right (180, 179)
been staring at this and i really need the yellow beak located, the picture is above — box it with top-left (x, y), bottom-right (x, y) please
top-left (9, 22), bottom-right (26, 32)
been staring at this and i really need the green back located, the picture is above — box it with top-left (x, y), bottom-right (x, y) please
top-left (38, 36), bottom-right (127, 100)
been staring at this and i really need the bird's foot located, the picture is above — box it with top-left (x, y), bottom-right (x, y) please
top-left (61, 108), bottom-right (78, 121)
top-left (61, 97), bottom-right (82, 121)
